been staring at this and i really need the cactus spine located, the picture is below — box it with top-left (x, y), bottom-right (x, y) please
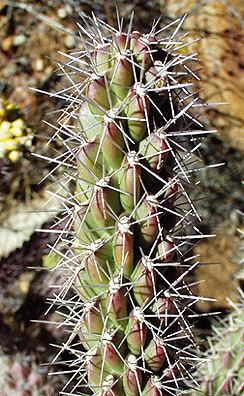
top-left (46, 12), bottom-right (214, 396)
top-left (193, 292), bottom-right (244, 396)
top-left (192, 211), bottom-right (244, 396)
top-left (0, 350), bottom-right (62, 396)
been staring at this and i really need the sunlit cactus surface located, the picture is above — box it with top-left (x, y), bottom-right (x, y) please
top-left (44, 11), bottom-right (215, 396)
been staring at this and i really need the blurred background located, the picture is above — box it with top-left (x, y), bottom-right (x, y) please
top-left (0, 0), bottom-right (243, 394)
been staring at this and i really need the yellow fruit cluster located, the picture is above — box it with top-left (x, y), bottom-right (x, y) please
top-left (0, 100), bottom-right (32, 163)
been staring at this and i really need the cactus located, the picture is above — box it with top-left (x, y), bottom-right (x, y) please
top-left (192, 291), bottom-right (244, 396)
top-left (191, 209), bottom-right (244, 396)
top-left (236, 208), bottom-right (244, 287)
top-left (158, 0), bottom-right (244, 152)
top-left (0, 349), bottom-right (64, 396)
top-left (44, 12), bottom-right (215, 396)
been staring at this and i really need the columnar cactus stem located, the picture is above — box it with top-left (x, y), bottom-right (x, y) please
top-left (192, 291), bottom-right (244, 396)
top-left (44, 11), bottom-right (216, 396)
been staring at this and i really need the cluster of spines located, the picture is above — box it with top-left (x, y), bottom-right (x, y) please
top-left (193, 291), bottom-right (244, 396)
top-left (0, 350), bottom-right (61, 396)
top-left (41, 12), bottom-right (215, 396)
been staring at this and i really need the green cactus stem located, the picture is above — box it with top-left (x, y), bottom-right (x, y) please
top-left (42, 11), bottom-right (216, 396)
top-left (192, 291), bottom-right (244, 396)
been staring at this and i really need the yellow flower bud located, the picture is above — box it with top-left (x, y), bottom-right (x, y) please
top-left (8, 150), bottom-right (21, 162)
top-left (0, 129), bottom-right (11, 141)
top-left (6, 102), bottom-right (16, 111)
top-left (0, 121), bottom-right (11, 133)
top-left (4, 139), bottom-right (17, 151)
top-left (10, 126), bottom-right (24, 137)
top-left (12, 118), bottom-right (25, 130)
